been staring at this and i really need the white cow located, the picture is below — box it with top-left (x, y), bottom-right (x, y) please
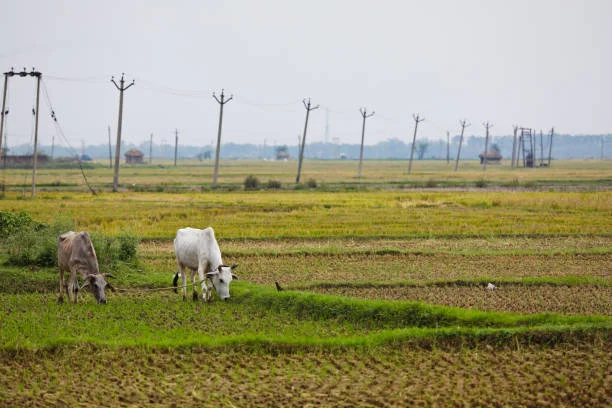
top-left (173, 227), bottom-right (238, 301)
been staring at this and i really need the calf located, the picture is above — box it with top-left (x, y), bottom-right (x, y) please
top-left (58, 231), bottom-right (114, 304)
top-left (173, 227), bottom-right (238, 301)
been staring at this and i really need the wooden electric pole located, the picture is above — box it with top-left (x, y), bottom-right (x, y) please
top-left (111, 73), bottom-right (134, 192)
top-left (482, 121), bottom-right (492, 171)
top-left (446, 131), bottom-right (450, 164)
top-left (31, 71), bottom-right (41, 197)
top-left (212, 89), bottom-right (232, 188)
top-left (407, 114), bottom-right (424, 174)
top-left (454, 119), bottom-right (470, 172)
top-left (296, 98), bottom-right (319, 183)
top-left (174, 129), bottom-right (179, 167)
top-left (547, 127), bottom-right (554, 167)
top-left (107, 125), bottom-right (112, 168)
top-left (357, 107), bottom-right (375, 179)
top-left (0, 72), bottom-right (8, 159)
top-left (0, 68), bottom-right (42, 196)
top-left (511, 125), bottom-right (518, 168)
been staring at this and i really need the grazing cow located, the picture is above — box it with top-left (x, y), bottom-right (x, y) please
top-left (58, 231), bottom-right (114, 304)
top-left (173, 227), bottom-right (238, 302)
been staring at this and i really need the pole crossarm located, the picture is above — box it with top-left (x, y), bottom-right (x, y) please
top-left (213, 89), bottom-right (233, 105)
top-left (111, 73), bottom-right (135, 91)
top-left (360, 107), bottom-right (375, 118)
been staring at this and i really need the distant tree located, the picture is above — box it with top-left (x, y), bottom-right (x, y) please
top-left (275, 145), bottom-right (290, 160)
top-left (196, 151), bottom-right (212, 161)
top-left (416, 141), bottom-right (429, 160)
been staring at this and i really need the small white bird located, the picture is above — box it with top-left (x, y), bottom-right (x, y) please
top-left (486, 282), bottom-right (496, 290)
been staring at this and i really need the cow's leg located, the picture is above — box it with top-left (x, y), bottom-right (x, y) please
top-left (197, 263), bottom-right (208, 302)
top-left (191, 268), bottom-right (199, 301)
top-left (58, 269), bottom-right (65, 303)
top-left (178, 264), bottom-right (187, 301)
top-left (67, 275), bottom-right (78, 303)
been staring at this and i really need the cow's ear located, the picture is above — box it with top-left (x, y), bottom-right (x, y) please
top-left (231, 264), bottom-right (238, 270)
top-left (231, 274), bottom-right (238, 280)
top-left (206, 271), bottom-right (219, 279)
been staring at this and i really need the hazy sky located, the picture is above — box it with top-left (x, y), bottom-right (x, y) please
top-left (0, 0), bottom-right (610, 151)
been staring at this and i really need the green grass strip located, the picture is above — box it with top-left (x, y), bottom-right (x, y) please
top-left (233, 283), bottom-right (610, 329)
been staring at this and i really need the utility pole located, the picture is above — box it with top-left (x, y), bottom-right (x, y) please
top-left (357, 107), bottom-right (375, 179)
top-left (511, 125), bottom-right (518, 168)
top-left (446, 131), bottom-right (450, 164)
top-left (1, 68), bottom-right (42, 196)
top-left (0, 72), bottom-right (8, 159)
top-left (212, 89), bottom-right (233, 188)
top-left (482, 121), bottom-right (492, 171)
top-left (149, 133), bottom-right (153, 165)
top-left (107, 125), bottom-right (112, 168)
top-left (174, 129), bottom-right (179, 167)
top-left (296, 98), bottom-right (319, 183)
top-left (547, 127), bottom-right (554, 167)
top-left (454, 119), bottom-right (470, 172)
top-left (407, 114), bottom-right (424, 174)
top-left (539, 129), bottom-right (544, 166)
top-left (30, 71), bottom-right (42, 197)
top-left (111, 73), bottom-right (134, 192)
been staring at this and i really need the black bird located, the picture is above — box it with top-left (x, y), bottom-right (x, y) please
top-left (275, 281), bottom-right (283, 292)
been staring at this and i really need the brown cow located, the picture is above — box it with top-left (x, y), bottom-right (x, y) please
top-left (58, 231), bottom-right (114, 304)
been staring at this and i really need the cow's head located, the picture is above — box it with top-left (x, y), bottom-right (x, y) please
top-left (80, 273), bottom-right (115, 304)
top-left (206, 264), bottom-right (238, 301)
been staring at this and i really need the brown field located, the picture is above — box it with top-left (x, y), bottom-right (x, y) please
top-left (1, 344), bottom-right (609, 407)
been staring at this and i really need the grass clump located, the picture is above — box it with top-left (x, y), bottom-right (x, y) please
top-left (244, 175), bottom-right (260, 190)
top-left (266, 180), bottom-right (282, 190)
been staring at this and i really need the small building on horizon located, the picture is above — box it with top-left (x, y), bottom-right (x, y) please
top-left (478, 148), bottom-right (502, 164)
top-left (125, 148), bottom-right (144, 164)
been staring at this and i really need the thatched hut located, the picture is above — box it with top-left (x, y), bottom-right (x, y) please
top-left (478, 148), bottom-right (502, 164)
top-left (125, 149), bottom-right (144, 164)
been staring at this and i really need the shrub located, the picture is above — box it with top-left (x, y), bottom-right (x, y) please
top-left (91, 232), bottom-right (141, 272)
top-left (266, 180), bottom-right (282, 190)
top-left (307, 178), bottom-right (318, 188)
top-left (4, 214), bottom-right (74, 267)
top-left (425, 179), bottom-right (438, 188)
top-left (244, 175), bottom-right (260, 190)
top-left (0, 211), bottom-right (36, 238)
top-left (475, 178), bottom-right (488, 188)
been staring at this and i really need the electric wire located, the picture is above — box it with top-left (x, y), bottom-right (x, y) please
top-left (41, 78), bottom-right (97, 195)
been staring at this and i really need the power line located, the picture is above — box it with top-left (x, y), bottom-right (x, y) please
top-left (40, 79), bottom-right (96, 195)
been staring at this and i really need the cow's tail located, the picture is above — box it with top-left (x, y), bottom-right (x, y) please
top-left (172, 272), bottom-right (179, 293)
